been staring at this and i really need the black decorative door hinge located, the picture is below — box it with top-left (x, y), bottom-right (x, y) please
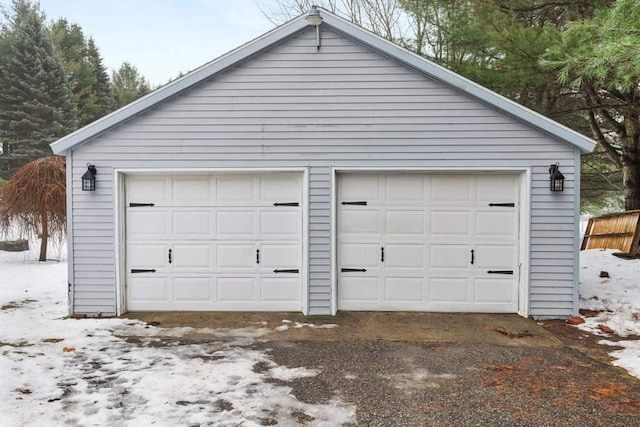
top-left (488, 203), bottom-right (515, 207)
top-left (129, 203), bottom-right (155, 207)
top-left (341, 268), bottom-right (367, 272)
top-left (273, 202), bottom-right (299, 207)
top-left (487, 270), bottom-right (514, 275)
top-left (341, 201), bottom-right (367, 206)
top-left (273, 269), bottom-right (299, 273)
top-left (131, 269), bottom-right (156, 273)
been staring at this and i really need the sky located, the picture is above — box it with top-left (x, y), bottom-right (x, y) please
top-left (0, 0), bottom-right (291, 85)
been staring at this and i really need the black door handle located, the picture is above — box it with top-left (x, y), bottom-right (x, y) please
top-left (129, 203), bottom-right (155, 207)
top-left (381, 247), bottom-right (384, 262)
top-left (168, 249), bottom-right (172, 264)
top-left (470, 249), bottom-right (474, 265)
top-left (256, 249), bottom-right (260, 264)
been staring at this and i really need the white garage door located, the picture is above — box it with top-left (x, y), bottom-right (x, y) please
top-left (338, 173), bottom-right (520, 312)
top-left (125, 173), bottom-right (302, 311)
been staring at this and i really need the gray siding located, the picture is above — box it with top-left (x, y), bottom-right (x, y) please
top-left (70, 27), bottom-right (576, 317)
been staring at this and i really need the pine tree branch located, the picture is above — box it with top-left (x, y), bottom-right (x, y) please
top-left (584, 85), bottom-right (627, 136)
top-left (582, 158), bottom-right (623, 191)
top-left (587, 107), bottom-right (622, 167)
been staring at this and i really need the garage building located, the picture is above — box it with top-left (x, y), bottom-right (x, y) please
top-left (51, 8), bottom-right (595, 318)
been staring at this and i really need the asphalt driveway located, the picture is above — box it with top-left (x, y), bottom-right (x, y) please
top-left (126, 312), bottom-right (640, 426)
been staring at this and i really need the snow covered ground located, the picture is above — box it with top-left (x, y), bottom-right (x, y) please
top-left (579, 249), bottom-right (640, 378)
top-left (2, 242), bottom-right (640, 426)
top-left (0, 245), bottom-right (354, 426)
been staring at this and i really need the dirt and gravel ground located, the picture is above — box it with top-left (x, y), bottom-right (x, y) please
top-left (260, 341), bottom-right (640, 426)
top-left (126, 312), bottom-right (640, 426)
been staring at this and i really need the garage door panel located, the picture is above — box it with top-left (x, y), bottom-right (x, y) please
top-left (476, 175), bottom-right (517, 203)
top-left (126, 173), bottom-right (302, 311)
top-left (217, 244), bottom-right (256, 270)
top-left (430, 245), bottom-right (470, 269)
top-left (128, 244), bottom-right (168, 269)
top-left (173, 278), bottom-right (213, 302)
top-left (172, 177), bottom-right (211, 204)
top-left (430, 211), bottom-right (470, 236)
top-left (217, 277), bottom-right (256, 302)
top-left (217, 211), bottom-right (256, 237)
top-left (475, 211), bottom-right (517, 238)
top-left (429, 278), bottom-right (470, 303)
top-left (340, 243), bottom-right (379, 267)
top-left (340, 210), bottom-right (380, 235)
top-left (340, 175), bottom-right (380, 201)
top-left (128, 210), bottom-right (170, 239)
top-left (260, 278), bottom-right (300, 302)
top-left (338, 173), bottom-right (519, 313)
top-left (261, 176), bottom-right (301, 203)
top-left (384, 244), bottom-right (425, 269)
top-left (431, 176), bottom-right (471, 202)
top-left (474, 278), bottom-right (517, 306)
top-left (128, 277), bottom-right (170, 304)
top-left (385, 210), bottom-right (425, 235)
top-left (474, 245), bottom-right (516, 269)
top-left (127, 177), bottom-right (168, 204)
top-left (171, 244), bottom-right (213, 269)
top-left (385, 175), bottom-right (425, 202)
top-left (172, 210), bottom-right (214, 237)
top-left (384, 277), bottom-right (424, 302)
top-left (216, 176), bottom-right (255, 204)
top-left (260, 244), bottom-right (300, 268)
top-left (261, 210), bottom-right (300, 237)
top-left (339, 277), bottom-right (379, 303)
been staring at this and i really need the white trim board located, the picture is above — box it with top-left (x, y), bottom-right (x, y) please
top-left (65, 151), bottom-right (74, 315)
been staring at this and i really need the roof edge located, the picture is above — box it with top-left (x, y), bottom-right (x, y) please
top-left (52, 8), bottom-right (596, 155)
top-left (51, 15), bottom-right (309, 154)
top-left (320, 12), bottom-right (596, 154)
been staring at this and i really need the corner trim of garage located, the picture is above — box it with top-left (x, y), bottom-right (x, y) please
top-left (518, 168), bottom-right (532, 318)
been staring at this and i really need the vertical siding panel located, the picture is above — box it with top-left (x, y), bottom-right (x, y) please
top-left (308, 166), bottom-right (332, 313)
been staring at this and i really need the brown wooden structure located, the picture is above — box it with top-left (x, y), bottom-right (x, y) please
top-left (581, 210), bottom-right (640, 256)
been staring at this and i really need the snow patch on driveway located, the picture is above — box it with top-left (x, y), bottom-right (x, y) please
top-left (0, 249), bottom-right (355, 426)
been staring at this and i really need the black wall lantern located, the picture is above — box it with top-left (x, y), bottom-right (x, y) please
top-left (82, 163), bottom-right (97, 191)
top-left (549, 162), bottom-right (564, 192)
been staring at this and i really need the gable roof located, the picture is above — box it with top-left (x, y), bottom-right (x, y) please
top-left (51, 8), bottom-right (596, 155)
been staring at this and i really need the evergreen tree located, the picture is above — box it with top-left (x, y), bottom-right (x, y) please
top-left (543, 0), bottom-right (640, 210)
top-left (112, 62), bottom-right (151, 108)
top-left (0, 0), bottom-right (76, 178)
top-left (50, 20), bottom-right (117, 125)
top-left (51, 18), bottom-right (99, 127)
top-left (86, 37), bottom-right (116, 117)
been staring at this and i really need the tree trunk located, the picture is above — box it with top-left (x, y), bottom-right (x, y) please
top-left (39, 212), bottom-right (48, 261)
top-left (623, 117), bottom-right (640, 211)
